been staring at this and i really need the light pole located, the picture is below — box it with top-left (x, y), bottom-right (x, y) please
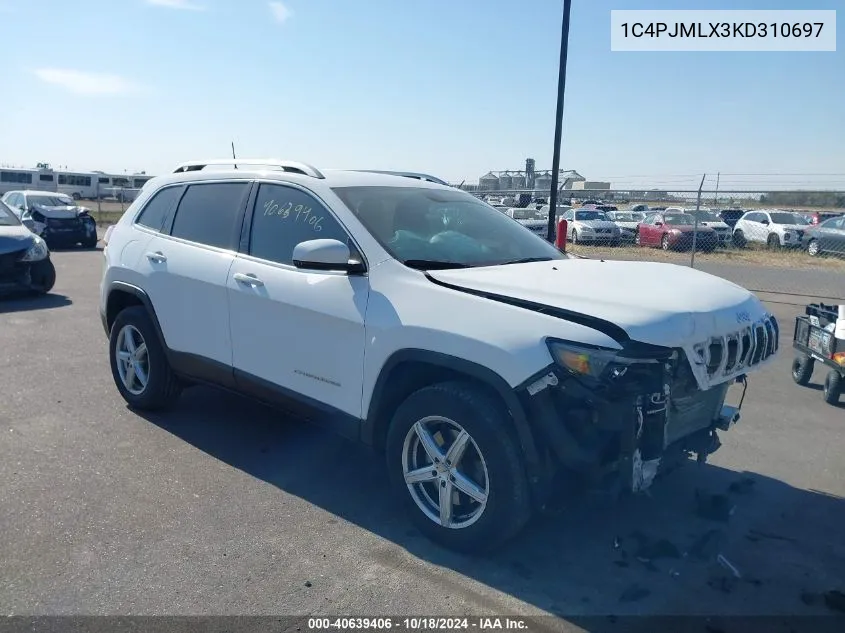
top-left (547, 0), bottom-right (573, 242)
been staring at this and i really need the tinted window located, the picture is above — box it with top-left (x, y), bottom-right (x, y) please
top-left (250, 184), bottom-right (349, 265)
top-left (136, 186), bottom-right (183, 231)
top-left (770, 212), bottom-right (810, 225)
top-left (170, 182), bottom-right (248, 249)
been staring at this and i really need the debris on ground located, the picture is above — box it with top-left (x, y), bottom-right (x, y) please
top-left (716, 554), bottom-right (742, 579)
top-left (694, 490), bottom-right (736, 522)
top-left (727, 477), bottom-right (756, 495)
top-left (304, 581), bottom-right (312, 587)
top-left (689, 529), bottom-right (725, 561)
top-left (619, 583), bottom-right (651, 603)
top-left (823, 590), bottom-right (845, 613)
top-left (746, 528), bottom-right (798, 544)
top-left (613, 536), bottom-right (621, 550)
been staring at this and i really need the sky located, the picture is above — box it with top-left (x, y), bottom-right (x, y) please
top-left (0, 0), bottom-right (842, 191)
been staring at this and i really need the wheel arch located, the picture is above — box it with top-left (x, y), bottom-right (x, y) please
top-left (362, 350), bottom-right (541, 472)
top-left (105, 282), bottom-right (168, 353)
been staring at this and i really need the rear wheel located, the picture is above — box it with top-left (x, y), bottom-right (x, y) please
top-left (823, 370), bottom-right (842, 405)
top-left (767, 234), bottom-right (781, 249)
top-left (572, 229), bottom-right (579, 245)
top-left (109, 306), bottom-right (181, 410)
top-left (807, 239), bottom-right (820, 257)
top-left (83, 234), bottom-right (98, 249)
top-left (791, 354), bottom-right (814, 386)
top-left (385, 381), bottom-right (532, 553)
top-left (634, 230), bottom-right (641, 247)
top-left (661, 234), bottom-right (670, 250)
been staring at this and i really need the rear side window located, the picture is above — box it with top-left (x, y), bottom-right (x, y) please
top-left (169, 182), bottom-right (249, 249)
top-left (135, 186), bottom-right (182, 231)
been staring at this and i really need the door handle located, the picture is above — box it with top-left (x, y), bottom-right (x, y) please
top-left (146, 251), bottom-right (167, 263)
top-left (233, 272), bottom-right (264, 287)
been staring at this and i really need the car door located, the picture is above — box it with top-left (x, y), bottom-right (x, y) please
top-left (741, 213), bottom-right (763, 243)
top-left (136, 181), bottom-right (251, 382)
top-left (637, 214), bottom-right (652, 245)
top-left (227, 181), bottom-right (369, 430)
top-left (643, 214), bottom-right (660, 245)
top-left (820, 217), bottom-right (845, 255)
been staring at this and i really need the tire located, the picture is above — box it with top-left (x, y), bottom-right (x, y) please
top-left (733, 230), bottom-right (746, 248)
top-left (385, 381), bottom-right (532, 554)
top-left (634, 231), bottom-right (641, 247)
top-left (767, 234), bottom-right (781, 249)
top-left (72, 193), bottom-right (81, 201)
top-left (661, 234), bottom-right (670, 250)
top-left (823, 370), bottom-right (842, 405)
top-left (791, 354), bottom-right (814, 386)
top-left (572, 230), bottom-right (579, 245)
top-left (29, 258), bottom-right (56, 294)
top-left (807, 239), bottom-right (820, 257)
top-left (109, 305), bottom-right (181, 411)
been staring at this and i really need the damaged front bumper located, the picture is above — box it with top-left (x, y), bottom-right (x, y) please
top-left (517, 348), bottom-right (749, 505)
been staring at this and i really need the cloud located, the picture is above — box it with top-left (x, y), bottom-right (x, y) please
top-left (268, 1), bottom-right (291, 23)
top-left (146, 0), bottom-right (205, 10)
top-left (34, 69), bottom-right (142, 95)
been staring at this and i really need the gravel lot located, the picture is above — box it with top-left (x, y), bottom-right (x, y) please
top-left (1, 248), bottom-right (844, 629)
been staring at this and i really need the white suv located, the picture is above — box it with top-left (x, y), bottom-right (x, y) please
top-left (99, 159), bottom-right (779, 552)
top-left (732, 209), bottom-right (811, 249)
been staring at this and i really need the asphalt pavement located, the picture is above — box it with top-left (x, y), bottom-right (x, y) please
top-left (1, 248), bottom-right (844, 628)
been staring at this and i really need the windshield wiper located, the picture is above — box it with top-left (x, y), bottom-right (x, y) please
top-left (500, 256), bottom-right (555, 265)
top-left (403, 259), bottom-right (471, 270)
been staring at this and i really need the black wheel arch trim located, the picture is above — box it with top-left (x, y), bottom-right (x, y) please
top-left (362, 348), bottom-right (542, 474)
top-left (423, 273), bottom-right (630, 344)
top-left (105, 281), bottom-right (169, 354)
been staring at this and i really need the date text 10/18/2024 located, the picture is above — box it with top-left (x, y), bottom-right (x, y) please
top-left (307, 618), bottom-right (529, 631)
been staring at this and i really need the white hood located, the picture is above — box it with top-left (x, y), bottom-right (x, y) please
top-left (775, 224), bottom-right (810, 233)
top-left (429, 259), bottom-right (775, 388)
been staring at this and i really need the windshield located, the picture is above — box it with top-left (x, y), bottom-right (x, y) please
top-left (29, 195), bottom-right (74, 207)
top-left (574, 210), bottom-right (610, 221)
top-left (664, 213), bottom-right (696, 225)
top-left (0, 200), bottom-right (21, 226)
top-left (611, 213), bottom-right (637, 222)
top-left (770, 212), bottom-right (810, 225)
top-left (332, 186), bottom-right (565, 268)
top-left (689, 210), bottom-right (721, 222)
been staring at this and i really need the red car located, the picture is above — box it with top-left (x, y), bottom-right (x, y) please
top-left (636, 211), bottom-right (718, 251)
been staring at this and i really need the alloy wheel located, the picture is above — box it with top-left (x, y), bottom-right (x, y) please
top-left (401, 416), bottom-right (489, 529)
top-left (115, 324), bottom-right (149, 395)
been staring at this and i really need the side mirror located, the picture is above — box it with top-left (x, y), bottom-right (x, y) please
top-left (761, 219), bottom-right (769, 225)
top-left (655, 222), bottom-right (663, 227)
top-left (292, 238), bottom-right (365, 274)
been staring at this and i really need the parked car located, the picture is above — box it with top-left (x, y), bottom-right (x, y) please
top-left (630, 204), bottom-right (650, 214)
top-left (802, 215), bottom-right (845, 257)
top-left (717, 209), bottom-right (745, 229)
top-left (99, 158), bottom-right (778, 553)
top-left (504, 207), bottom-right (549, 239)
top-left (606, 210), bottom-right (645, 243)
top-left (678, 208), bottom-right (732, 247)
top-left (0, 199), bottom-right (56, 295)
top-left (1, 190), bottom-right (98, 248)
top-left (636, 211), bottom-right (718, 251)
top-left (800, 210), bottom-right (842, 226)
top-left (732, 210), bottom-right (811, 249)
top-left (559, 208), bottom-right (622, 245)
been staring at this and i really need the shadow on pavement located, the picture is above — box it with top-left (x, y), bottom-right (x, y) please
top-left (0, 292), bottom-right (72, 313)
top-left (138, 386), bottom-right (845, 626)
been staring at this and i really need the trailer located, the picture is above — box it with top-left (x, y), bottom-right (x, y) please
top-left (791, 303), bottom-right (844, 405)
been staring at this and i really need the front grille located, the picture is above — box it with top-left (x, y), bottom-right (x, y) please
top-left (48, 218), bottom-right (81, 228)
top-left (692, 314), bottom-right (778, 381)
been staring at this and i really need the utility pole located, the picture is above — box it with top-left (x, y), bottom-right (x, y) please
top-left (713, 171), bottom-right (720, 207)
top-left (547, 0), bottom-right (573, 243)
top-left (690, 173), bottom-right (706, 269)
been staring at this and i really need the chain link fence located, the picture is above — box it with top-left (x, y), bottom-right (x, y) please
top-left (465, 187), bottom-right (845, 301)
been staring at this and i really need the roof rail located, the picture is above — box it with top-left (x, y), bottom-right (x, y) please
top-left (354, 170), bottom-right (449, 186)
top-left (172, 159), bottom-right (324, 179)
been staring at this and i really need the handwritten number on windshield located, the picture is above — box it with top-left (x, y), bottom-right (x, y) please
top-left (263, 199), bottom-right (323, 231)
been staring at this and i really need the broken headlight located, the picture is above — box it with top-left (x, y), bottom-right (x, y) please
top-left (21, 236), bottom-right (49, 262)
top-left (547, 340), bottom-right (621, 380)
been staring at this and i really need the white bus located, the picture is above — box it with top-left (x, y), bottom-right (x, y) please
top-left (56, 171), bottom-right (100, 200)
top-left (0, 167), bottom-right (58, 195)
top-left (98, 173), bottom-right (153, 202)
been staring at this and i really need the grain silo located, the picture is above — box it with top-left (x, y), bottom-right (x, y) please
top-left (511, 172), bottom-right (526, 189)
top-left (479, 171), bottom-right (500, 190)
top-left (534, 171), bottom-right (552, 193)
top-left (497, 171), bottom-right (513, 190)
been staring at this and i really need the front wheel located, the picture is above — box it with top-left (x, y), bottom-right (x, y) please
top-left (791, 354), bottom-right (814, 386)
top-left (109, 306), bottom-right (181, 410)
top-left (571, 230), bottom-right (579, 245)
top-left (733, 230), bottom-right (746, 248)
top-left (661, 234), bottom-right (670, 250)
top-left (767, 234), bottom-right (781, 249)
top-left (29, 258), bottom-right (56, 294)
top-left (634, 231), bottom-right (641, 247)
top-left (385, 382), bottom-right (532, 553)
top-left (807, 239), bottom-right (820, 257)
top-left (823, 370), bottom-right (842, 405)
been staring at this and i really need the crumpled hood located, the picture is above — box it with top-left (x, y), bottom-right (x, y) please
top-left (427, 259), bottom-right (769, 349)
top-left (574, 219), bottom-right (618, 230)
top-left (31, 204), bottom-right (85, 219)
top-left (0, 224), bottom-right (36, 255)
